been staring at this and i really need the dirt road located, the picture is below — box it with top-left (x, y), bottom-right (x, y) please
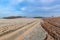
top-left (0, 18), bottom-right (47, 40)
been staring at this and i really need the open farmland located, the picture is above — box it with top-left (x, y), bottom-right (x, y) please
top-left (0, 18), bottom-right (47, 40)
top-left (0, 17), bottom-right (60, 40)
top-left (41, 17), bottom-right (60, 40)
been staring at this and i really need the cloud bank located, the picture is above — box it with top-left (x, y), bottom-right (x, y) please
top-left (0, 0), bottom-right (60, 17)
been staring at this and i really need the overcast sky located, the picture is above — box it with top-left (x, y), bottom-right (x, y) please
top-left (0, 0), bottom-right (60, 17)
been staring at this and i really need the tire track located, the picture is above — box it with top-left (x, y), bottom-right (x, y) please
top-left (0, 20), bottom-right (36, 36)
top-left (15, 21), bottom-right (47, 40)
top-left (15, 22), bottom-right (40, 40)
top-left (0, 20), bottom-right (37, 40)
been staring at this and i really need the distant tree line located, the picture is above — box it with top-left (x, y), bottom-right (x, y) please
top-left (3, 16), bottom-right (45, 19)
top-left (3, 16), bottom-right (27, 19)
top-left (33, 16), bottom-right (44, 18)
